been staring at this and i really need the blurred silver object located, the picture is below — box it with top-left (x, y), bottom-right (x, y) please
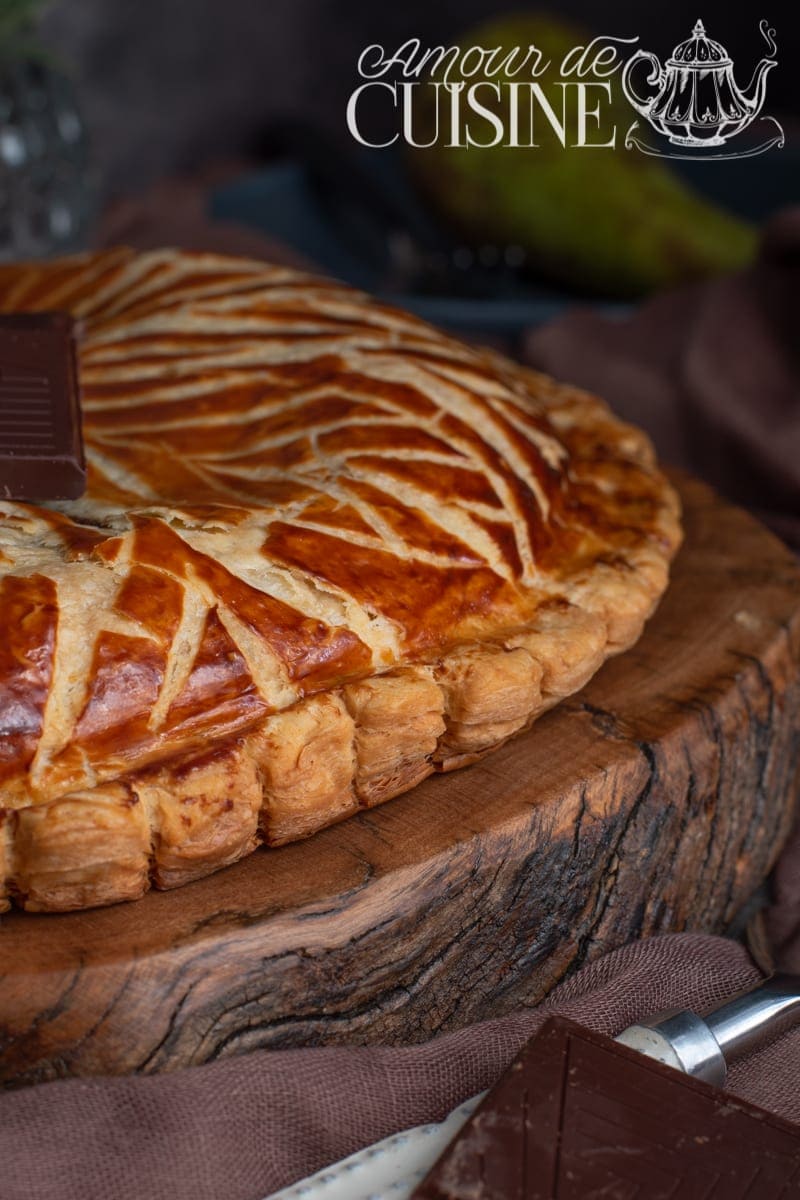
top-left (0, 58), bottom-right (91, 260)
top-left (616, 973), bottom-right (800, 1086)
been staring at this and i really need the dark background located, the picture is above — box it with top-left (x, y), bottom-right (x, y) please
top-left (40, 0), bottom-right (799, 199)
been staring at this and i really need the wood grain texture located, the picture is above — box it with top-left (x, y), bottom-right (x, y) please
top-left (1, 475), bottom-right (798, 1088)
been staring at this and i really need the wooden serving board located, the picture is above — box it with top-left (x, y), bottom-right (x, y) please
top-left (1, 475), bottom-right (800, 1088)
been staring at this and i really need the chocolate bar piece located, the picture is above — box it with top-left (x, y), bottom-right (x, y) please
top-left (0, 312), bottom-right (85, 501)
top-left (413, 1016), bottom-right (800, 1199)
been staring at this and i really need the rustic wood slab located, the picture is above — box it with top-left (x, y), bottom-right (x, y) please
top-left (1, 475), bottom-right (799, 1088)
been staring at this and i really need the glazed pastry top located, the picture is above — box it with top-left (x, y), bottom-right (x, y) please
top-left (0, 248), bottom-right (680, 810)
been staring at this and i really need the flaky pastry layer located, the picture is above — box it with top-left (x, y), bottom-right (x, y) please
top-left (0, 249), bottom-right (681, 911)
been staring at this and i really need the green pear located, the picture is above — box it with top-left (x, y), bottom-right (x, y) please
top-left (407, 13), bottom-right (756, 296)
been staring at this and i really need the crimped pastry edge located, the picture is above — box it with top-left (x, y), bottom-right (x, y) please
top-left (1, 517), bottom-right (679, 913)
top-left (0, 281), bottom-right (683, 911)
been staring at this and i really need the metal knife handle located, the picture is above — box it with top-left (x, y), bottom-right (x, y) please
top-left (705, 973), bottom-right (800, 1060)
top-left (615, 973), bottom-right (800, 1087)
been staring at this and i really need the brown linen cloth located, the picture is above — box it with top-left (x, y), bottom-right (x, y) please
top-left (525, 207), bottom-right (800, 551)
top-left (93, 168), bottom-right (318, 272)
top-left (1, 208), bottom-right (799, 1200)
top-left (0, 934), bottom-right (794, 1200)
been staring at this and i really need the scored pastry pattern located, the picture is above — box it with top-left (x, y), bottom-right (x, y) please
top-left (0, 248), bottom-right (681, 911)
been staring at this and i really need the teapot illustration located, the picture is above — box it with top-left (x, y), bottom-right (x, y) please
top-left (621, 18), bottom-right (777, 147)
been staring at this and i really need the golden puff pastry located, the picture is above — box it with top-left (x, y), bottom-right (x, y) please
top-left (0, 248), bottom-right (681, 911)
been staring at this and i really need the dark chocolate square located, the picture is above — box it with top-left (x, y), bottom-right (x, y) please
top-left (413, 1016), bottom-right (800, 1199)
top-left (0, 312), bottom-right (85, 501)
